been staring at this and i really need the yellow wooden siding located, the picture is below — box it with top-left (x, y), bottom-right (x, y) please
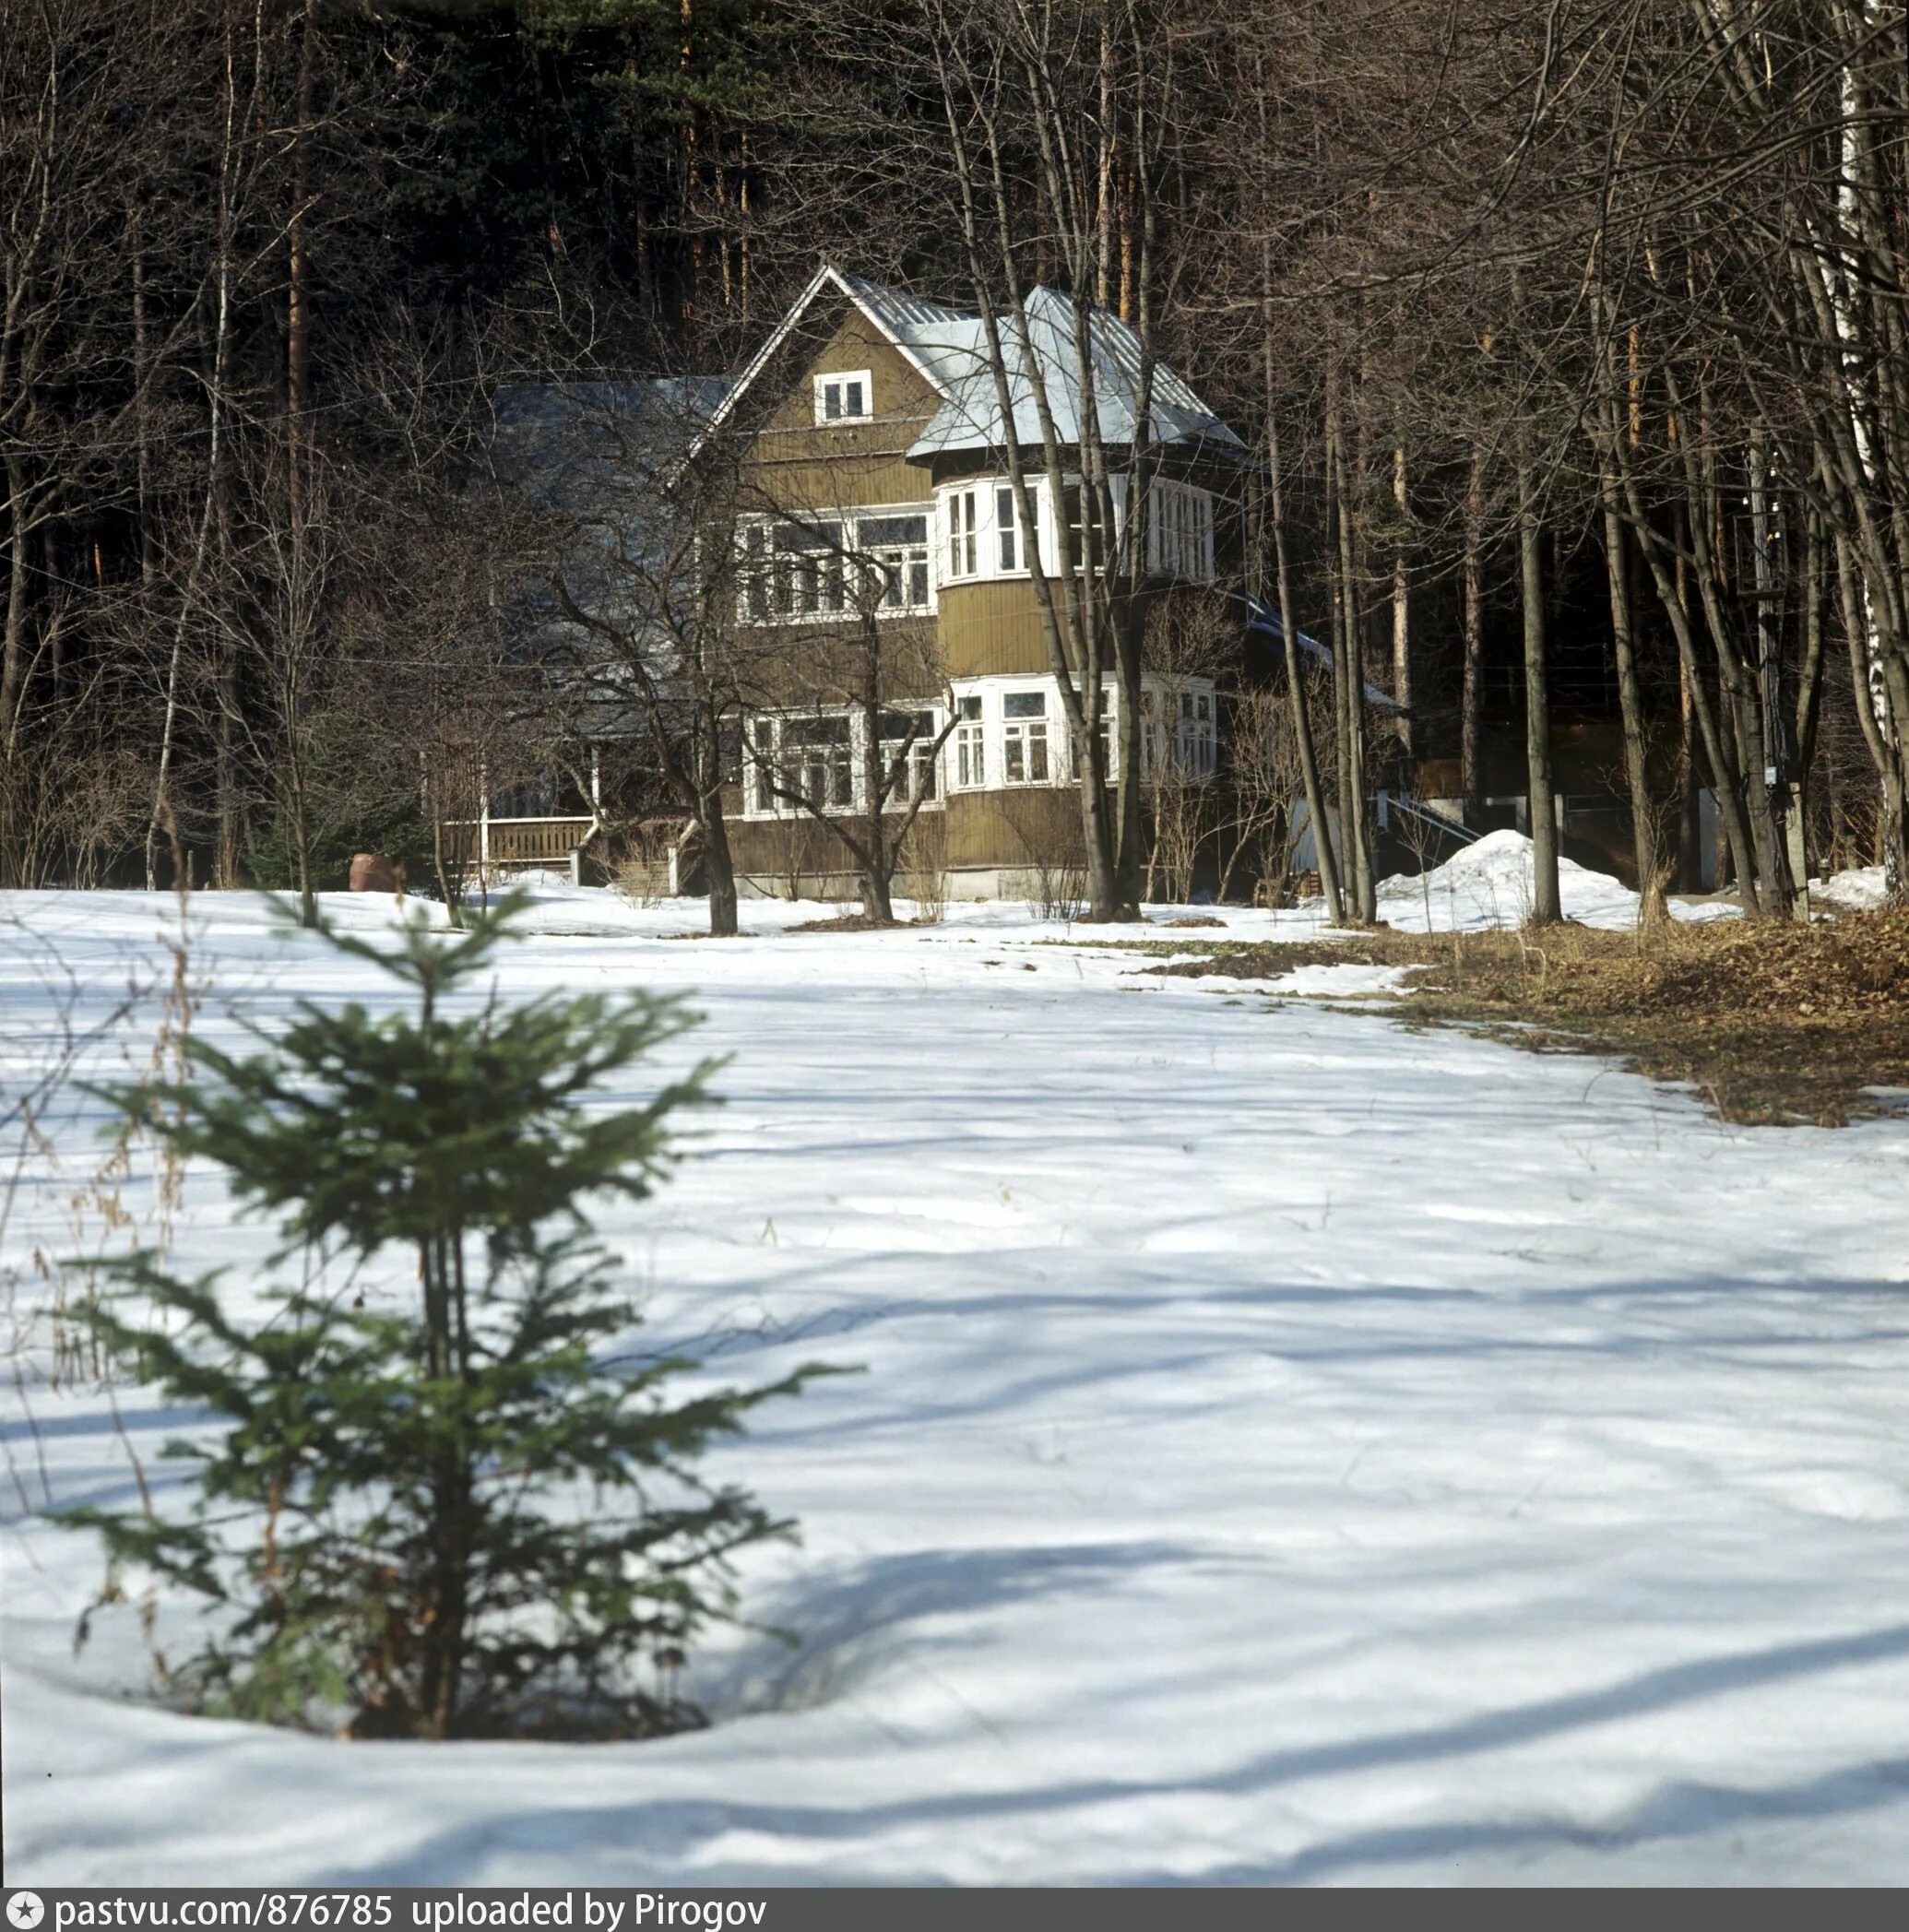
top-left (943, 786), bottom-right (1085, 870)
top-left (724, 808), bottom-right (939, 883)
top-left (730, 625), bottom-right (945, 706)
top-left (935, 581), bottom-right (1181, 681)
top-left (720, 785), bottom-right (1088, 880)
top-left (744, 314), bottom-right (942, 511)
top-left (934, 581), bottom-right (1051, 678)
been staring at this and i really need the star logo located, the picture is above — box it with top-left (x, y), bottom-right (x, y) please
top-left (6, 1894), bottom-right (46, 1931)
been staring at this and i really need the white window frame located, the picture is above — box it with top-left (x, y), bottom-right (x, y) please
top-left (951, 694), bottom-right (986, 790)
top-left (749, 711), bottom-right (854, 817)
top-left (813, 370), bottom-right (873, 425)
top-left (741, 707), bottom-right (947, 821)
top-left (1174, 687), bottom-right (1217, 776)
top-left (1148, 480), bottom-right (1215, 584)
top-left (1001, 688), bottom-right (1053, 787)
top-left (1135, 678), bottom-right (1218, 781)
top-left (877, 707), bottom-right (944, 811)
top-left (737, 507), bottom-right (935, 624)
top-left (858, 511), bottom-right (934, 616)
top-left (944, 487), bottom-right (980, 582)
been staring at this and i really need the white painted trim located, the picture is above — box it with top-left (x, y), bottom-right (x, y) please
top-left (738, 703), bottom-right (949, 823)
top-left (735, 504), bottom-right (937, 622)
top-left (692, 262), bottom-right (961, 457)
top-left (813, 368), bottom-right (874, 424)
top-left (935, 477), bottom-right (1054, 586)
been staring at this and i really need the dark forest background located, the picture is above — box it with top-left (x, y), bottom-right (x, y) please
top-left (6, 0), bottom-right (1907, 919)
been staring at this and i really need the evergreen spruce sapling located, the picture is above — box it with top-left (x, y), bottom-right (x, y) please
top-left (64, 899), bottom-right (830, 1739)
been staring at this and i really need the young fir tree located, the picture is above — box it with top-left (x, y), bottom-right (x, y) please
top-left (64, 900), bottom-right (826, 1740)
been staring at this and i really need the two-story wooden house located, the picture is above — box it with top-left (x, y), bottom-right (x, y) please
top-left (704, 263), bottom-right (1252, 900)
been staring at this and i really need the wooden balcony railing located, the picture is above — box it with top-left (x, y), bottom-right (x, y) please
top-left (442, 816), bottom-right (599, 867)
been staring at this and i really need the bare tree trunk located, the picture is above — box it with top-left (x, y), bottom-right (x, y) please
top-left (1391, 433), bottom-right (1411, 753)
top-left (1592, 291), bottom-right (1664, 922)
top-left (1264, 354), bottom-right (1341, 922)
top-left (2, 458), bottom-right (27, 755)
top-left (148, 11), bottom-right (242, 893)
top-left (703, 798), bottom-right (740, 936)
top-left (1326, 379), bottom-right (1375, 920)
top-left (1613, 446), bottom-right (1763, 906)
top-left (858, 639), bottom-right (895, 922)
top-left (1462, 442), bottom-right (1485, 824)
top-left (1599, 471), bottom-right (1663, 922)
top-left (1515, 438), bottom-right (1561, 923)
top-left (1748, 429), bottom-right (1802, 915)
top-left (286, 0), bottom-right (316, 516)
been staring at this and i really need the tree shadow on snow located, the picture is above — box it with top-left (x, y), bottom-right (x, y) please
top-left (698, 1538), bottom-right (1192, 1720)
top-left (322, 1618), bottom-right (1909, 1886)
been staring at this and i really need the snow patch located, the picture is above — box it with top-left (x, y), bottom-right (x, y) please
top-left (1813, 866), bottom-right (1889, 912)
top-left (1377, 829), bottom-right (1645, 930)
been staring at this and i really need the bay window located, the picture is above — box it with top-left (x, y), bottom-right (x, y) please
top-left (953, 695), bottom-right (985, 788)
top-left (1002, 690), bottom-right (1050, 784)
top-left (946, 488), bottom-right (979, 580)
top-left (879, 710), bottom-right (941, 805)
top-left (1150, 481), bottom-right (1215, 583)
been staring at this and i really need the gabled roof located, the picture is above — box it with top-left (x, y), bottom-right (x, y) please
top-left (492, 377), bottom-right (729, 509)
top-left (907, 284), bottom-right (1243, 460)
top-left (696, 261), bottom-right (1242, 463)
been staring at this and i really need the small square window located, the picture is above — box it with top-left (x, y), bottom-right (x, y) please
top-left (814, 371), bottom-right (873, 425)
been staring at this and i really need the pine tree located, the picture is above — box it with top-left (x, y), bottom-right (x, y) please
top-left (64, 899), bottom-right (829, 1740)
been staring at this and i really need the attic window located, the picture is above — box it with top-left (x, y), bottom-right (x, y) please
top-left (814, 371), bottom-right (872, 424)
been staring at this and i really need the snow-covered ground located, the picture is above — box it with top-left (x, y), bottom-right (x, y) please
top-left (6, 872), bottom-right (1909, 1887)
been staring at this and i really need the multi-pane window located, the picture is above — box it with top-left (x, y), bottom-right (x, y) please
top-left (879, 710), bottom-right (940, 805)
top-left (860, 514), bottom-right (931, 612)
top-left (750, 717), bottom-right (780, 814)
top-left (953, 694), bottom-right (985, 788)
top-left (747, 713), bottom-right (853, 813)
top-left (814, 371), bottom-right (872, 423)
top-left (1002, 690), bottom-right (1050, 784)
top-left (737, 519), bottom-right (847, 622)
top-left (1176, 690), bottom-right (1217, 774)
top-left (781, 521), bottom-right (847, 616)
top-left (1151, 481), bottom-right (1215, 582)
top-left (996, 487), bottom-right (1021, 571)
top-left (783, 715), bottom-right (854, 810)
top-left (946, 488), bottom-right (979, 580)
top-left (745, 709), bottom-right (947, 818)
top-left (739, 511), bottom-right (931, 621)
top-left (1061, 482), bottom-right (1109, 571)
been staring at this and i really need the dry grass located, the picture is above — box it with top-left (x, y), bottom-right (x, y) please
top-left (1153, 908), bottom-right (1909, 1127)
top-left (787, 911), bottom-right (920, 933)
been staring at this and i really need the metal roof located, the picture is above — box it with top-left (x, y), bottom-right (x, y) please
top-left (694, 262), bottom-right (1242, 463)
top-left (907, 284), bottom-right (1244, 459)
